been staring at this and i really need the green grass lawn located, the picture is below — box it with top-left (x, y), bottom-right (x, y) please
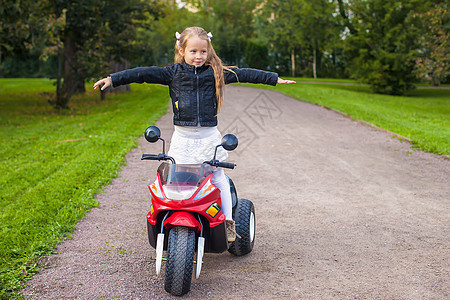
top-left (288, 77), bottom-right (450, 87)
top-left (0, 79), bottom-right (169, 298)
top-left (283, 77), bottom-right (359, 83)
top-left (241, 79), bottom-right (450, 156)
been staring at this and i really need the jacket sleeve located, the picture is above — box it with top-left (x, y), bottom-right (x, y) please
top-left (110, 65), bottom-right (175, 87)
top-left (225, 68), bottom-right (278, 86)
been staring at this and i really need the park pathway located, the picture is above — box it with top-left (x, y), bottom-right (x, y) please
top-left (23, 86), bottom-right (449, 299)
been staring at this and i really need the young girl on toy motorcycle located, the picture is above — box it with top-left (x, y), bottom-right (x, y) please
top-left (93, 26), bottom-right (296, 241)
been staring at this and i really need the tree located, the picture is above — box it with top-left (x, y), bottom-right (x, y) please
top-left (48, 0), bottom-right (163, 108)
top-left (257, 0), bottom-right (338, 78)
top-left (300, 0), bottom-right (338, 78)
top-left (0, 1), bottom-right (50, 77)
top-left (186, 0), bottom-right (261, 66)
top-left (256, 0), bottom-right (303, 76)
top-left (413, 3), bottom-right (449, 86)
top-left (244, 40), bottom-right (269, 69)
top-left (341, 0), bottom-right (428, 95)
top-left (1, 0), bottom-right (164, 108)
top-left (134, 3), bottom-right (197, 68)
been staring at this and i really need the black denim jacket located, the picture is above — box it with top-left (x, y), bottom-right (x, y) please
top-left (111, 63), bottom-right (278, 126)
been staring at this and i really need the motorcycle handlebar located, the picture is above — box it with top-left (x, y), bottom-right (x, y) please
top-left (141, 154), bottom-right (176, 163)
top-left (203, 160), bottom-right (236, 169)
top-left (141, 154), bottom-right (160, 160)
top-left (141, 155), bottom-right (234, 168)
top-left (215, 161), bottom-right (236, 169)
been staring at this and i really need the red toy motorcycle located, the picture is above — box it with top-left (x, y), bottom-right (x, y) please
top-left (141, 126), bottom-right (255, 296)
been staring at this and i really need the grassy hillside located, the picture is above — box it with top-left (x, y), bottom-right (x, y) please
top-left (0, 79), bottom-right (169, 298)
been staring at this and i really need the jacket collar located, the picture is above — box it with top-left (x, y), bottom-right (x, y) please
top-left (182, 62), bottom-right (209, 72)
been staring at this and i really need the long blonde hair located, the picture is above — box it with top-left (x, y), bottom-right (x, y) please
top-left (174, 26), bottom-right (236, 114)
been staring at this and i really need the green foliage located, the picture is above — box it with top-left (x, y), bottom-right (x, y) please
top-left (0, 1), bottom-right (51, 78)
top-left (255, 0), bottom-right (302, 74)
top-left (257, 0), bottom-right (341, 77)
top-left (239, 80), bottom-right (450, 156)
top-left (0, 55), bottom-right (56, 78)
top-left (413, 3), bottom-right (450, 86)
top-left (344, 0), bottom-right (427, 95)
top-left (244, 40), bottom-right (269, 69)
top-left (187, 0), bottom-right (261, 66)
top-left (0, 1), bottom-right (44, 55)
top-left (133, 4), bottom-right (198, 67)
top-left (1, 0), bottom-right (167, 108)
top-left (0, 79), bottom-right (168, 298)
top-left (1, 0), bottom-right (448, 94)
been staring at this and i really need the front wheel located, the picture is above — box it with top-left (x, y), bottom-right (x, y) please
top-left (228, 199), bottom-right (255, 256)
top-left (164, 226), bottom-right (195, 296)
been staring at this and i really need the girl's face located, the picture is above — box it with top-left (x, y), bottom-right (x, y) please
top-left (179, 36), bottom-right (209, 67)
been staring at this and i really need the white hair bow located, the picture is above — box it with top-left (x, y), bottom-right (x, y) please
top-left (175, 31), bottom-right (213, 47)
top-left (175, 32), bottom-right (181, 47)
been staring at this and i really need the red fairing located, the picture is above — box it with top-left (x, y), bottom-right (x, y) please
top-left (164, 212), bottom-right (202, 232)
top-left (147, 173), bottom-right (225, 227)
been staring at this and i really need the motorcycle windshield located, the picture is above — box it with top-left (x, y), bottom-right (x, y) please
top-left (157, 162), bottom-right (215, 200)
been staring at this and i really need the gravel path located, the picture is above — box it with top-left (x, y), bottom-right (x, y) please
top-left (22, 86), bottom-right (449, 299)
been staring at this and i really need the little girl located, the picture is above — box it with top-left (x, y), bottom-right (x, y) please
top-left (94, 26), bottom-right (295, 242)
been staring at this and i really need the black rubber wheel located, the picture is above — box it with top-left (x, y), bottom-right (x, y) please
top-left (228, 199), bottom-right (256, 256)
top-left (164, 226), bottom-right (195, 296)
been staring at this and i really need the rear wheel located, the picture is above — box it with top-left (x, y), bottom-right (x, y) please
top-left (228, 199), bottom-right (255, 256)
top-left (164, 226), bottom-right (195, 296)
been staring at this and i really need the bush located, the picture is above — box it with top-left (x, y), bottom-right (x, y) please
top-left (244, 41), bottom-right (269, 69)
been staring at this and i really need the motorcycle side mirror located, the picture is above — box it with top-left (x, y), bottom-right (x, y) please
top-left (221, 134), bottom-right (238, 151)
top-left (211, 134), bottom-right (238, 162)
top-left (145, 126), bottom-right (161, 143)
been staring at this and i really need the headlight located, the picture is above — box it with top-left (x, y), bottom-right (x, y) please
top-left (163, 186), bottom-right (198, 200)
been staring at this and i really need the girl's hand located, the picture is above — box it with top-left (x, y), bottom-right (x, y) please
top-left (277, 77), bottom-right (296, 84)
top-left (93, 76), bottom-right (112, 90)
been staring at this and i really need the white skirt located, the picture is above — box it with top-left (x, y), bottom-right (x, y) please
top-left (168, 125), bottom-right (228, 164)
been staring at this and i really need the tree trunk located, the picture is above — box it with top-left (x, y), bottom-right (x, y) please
top-left (432, 77), bottom-right (440, 86)
top-left (110, 60), bottom-right (131, 93)
top-left (56, 45), bottom-right (63, 105)
top-left (313, 44), bottom-right (317, 79)
top-left (337, 0), bottom-right (357, 35)
top-left (100, 89), bottom-right (106, 101)
top-left (74, 80), bottom-right (85, 94)
top-left (291, 48), bottom-right (296, 77)
top-left (99, 58), bottom-right (131, 100)
top-left (56, 35), bottom-right (84, 108)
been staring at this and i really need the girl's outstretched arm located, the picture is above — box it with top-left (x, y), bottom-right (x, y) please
top-left (277, 78), bottom-right (296, 84)
top-left (93, 76), bottom-right (112, 90)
